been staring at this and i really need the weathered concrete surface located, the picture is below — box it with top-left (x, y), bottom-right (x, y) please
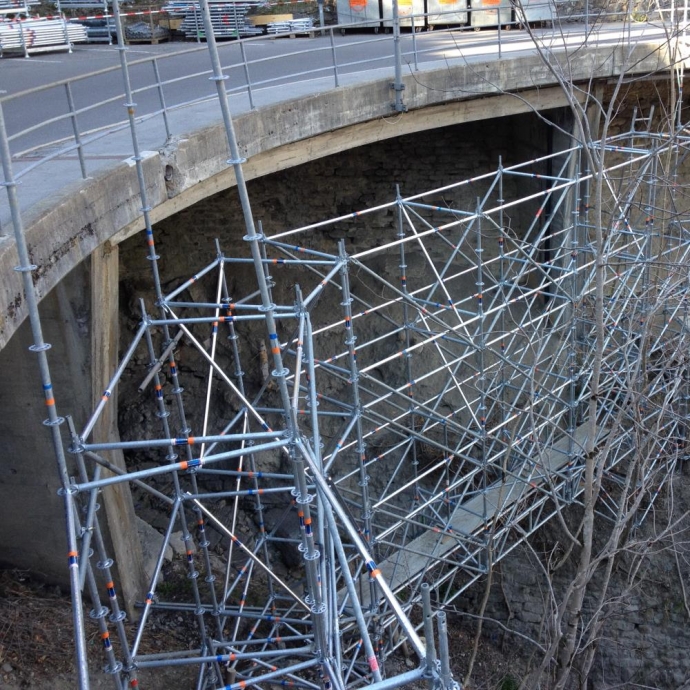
top-left (0, 263), bottom-right (92, 581)
top-left (0, 41), bottom-right (673, 354)
top-left (91, 243), bottom-right (148, 617)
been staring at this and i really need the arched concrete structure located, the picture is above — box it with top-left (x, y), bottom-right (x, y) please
top-left (0, 41), bottom-right (673, 351)
top-left (0, 38), bottom-right (675, 607)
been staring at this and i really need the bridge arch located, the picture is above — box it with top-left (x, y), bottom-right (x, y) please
top-left (0, 42), bottom-right (670, 350)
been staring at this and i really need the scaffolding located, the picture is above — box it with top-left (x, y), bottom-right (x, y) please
top-left (37, 123), bottom-right (690, 689)
top-left (2, 1), bottom-right (690, 688)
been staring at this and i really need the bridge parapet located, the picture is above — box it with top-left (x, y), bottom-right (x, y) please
top-left (0, 25), bottom-right (678, 351)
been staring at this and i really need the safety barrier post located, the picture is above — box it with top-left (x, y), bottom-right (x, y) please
top-left (329, 26), bottom-right (340, 87)
top-left (152, 58), bottom-right (172, 141)
top-left (240, 41), bottom-right (255, 109)
top-left (392, 0), bottom-right (406, 112)
top-left (18, 19), bottom-right (28, 58)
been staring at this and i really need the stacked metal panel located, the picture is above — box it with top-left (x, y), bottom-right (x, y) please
top-left (175, 1), bottom-right (263, 39)
top-left (56, 0), bottom-right (104, 6)
top-left (160, 0), bottom-right (190, 17)
top-left (336, 0), bottom-right (381, 31)
top-left (266, 17), bottom-right (313, 34)
top-left (73, 17), bottom-right (116, 42)
top-left (0, 17), bottom-right (86, 52)
top-left (53, 0), bottom-right (132, 6)
top-left (125, 19), bottom-right (170, 40)
top-left (514, 0), bottom-right (554, 24)
top-left (0, 0), bottom-right (40, 9)
top-left (427, 0), bottom-right (468, 26)
top-left (381, 0), bottom-right (424, 29)
top-left (469, 0), bottom-right (510, 27)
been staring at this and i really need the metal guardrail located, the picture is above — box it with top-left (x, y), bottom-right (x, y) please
top-left (0, 5), bottom-right (683, 221)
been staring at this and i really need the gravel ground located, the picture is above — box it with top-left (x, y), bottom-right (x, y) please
top-left (0, 567), bottom-right (524, 690)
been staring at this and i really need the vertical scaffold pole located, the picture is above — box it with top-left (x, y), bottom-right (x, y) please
top-left (0, 103), bottom-right (90, 690)
top-left (216, 257), bottom-right (279, 637)
top-left (421, 583), bottom-right (438, 689)
top-left (475, 200), bottom-right (489, 563)
top-left (301, 295), bottom-right (341, 669)
top-left (397, 187), bottom-right (422, 512)
top-left (436, 611), bottom-right (459, 689)
top-left (133, 302), bottom-right (218, 685)
top-left (338, 240), bottom-right (377, 604)
top-left (67, 415), bottom-right (138, 687)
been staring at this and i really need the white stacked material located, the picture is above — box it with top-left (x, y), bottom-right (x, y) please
top-left (54, 0), bottom-right (133, 6)
top-left (0, 0), bottom-right (40, 9)
top-left (177, 1), bottom-right (263, 38)
top-left (125, 19), bottom-right (169, 40)
top-left (0, 17), bottom-right (86, 51)
top-left (161, 0), bottom-right (192, 17)
top-left (54, 0), bottom-right (107, 6)
top-left (266, 17), bottom-right (313, 34)
top-left (73, 17), bottom-right (116, 42)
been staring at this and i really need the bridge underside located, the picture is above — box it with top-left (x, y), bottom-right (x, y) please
top-left (60, 116), bottom-right (690, 689)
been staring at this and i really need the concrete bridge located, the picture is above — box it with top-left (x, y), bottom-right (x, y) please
top-left (0, 18), bottom-right (687, 687)
top-left (0, 23), bottom-right (678, 349)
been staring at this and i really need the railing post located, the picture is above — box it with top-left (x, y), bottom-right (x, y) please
top-left (194, 5), bottom-right (201, 43)
top-left (18, 19), bottom-right (29, 59)
top-left (318, 0), bottom-right (325, 35)
top-left (0, 107), bottom-right (5, 239)
top-left (239, 41), bottom-right (255, 110)
top-left (329, 27), bottom-right (340, 87)
top-left (65, 82), bottom-right (87, 179)
top-left (61, 13), bottom-right (73, 54)
top-left (392, 0), bottom-right (406, 112)
top-left (498, 16), bottom-right (501, 58)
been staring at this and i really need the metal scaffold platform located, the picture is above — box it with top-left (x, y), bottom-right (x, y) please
top-left (2, 0), bottom-right (690, 687)
top-left (42, 123), bottom-right (690, 689)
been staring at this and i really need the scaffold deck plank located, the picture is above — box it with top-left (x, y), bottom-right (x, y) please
top-left (355, 424), bottom-right (604, 607)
